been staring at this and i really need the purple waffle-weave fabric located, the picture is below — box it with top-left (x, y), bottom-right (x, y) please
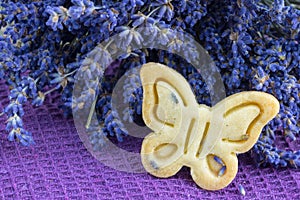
top-left (0, 81), bottom-right (299, 200)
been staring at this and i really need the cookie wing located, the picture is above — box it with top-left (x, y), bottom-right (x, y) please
top-left (191, 91), bottom-right (279, 190)
top-left (140, 62), bottom-right (199, 176)
top-left (140, 62), bottom-right (198, 132)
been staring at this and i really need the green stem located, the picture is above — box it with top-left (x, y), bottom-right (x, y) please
top-left (34, 76), bottom-right (41, 84)
top-left (44, 86), bottom-right (58, 95)
top-left (125, 6), bottom-right (159, 28)
top-left (104, 39), bottom-right (114, 50)
top-left (62, 69), bottom-right (78, 78)
top-left (147, 6), bottom-right (161, 18)
top-left (85, 97), bottom-right (97, 129)
top-left (85, 77), bottom-right (99, 129)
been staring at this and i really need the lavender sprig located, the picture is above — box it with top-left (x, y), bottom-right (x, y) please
top-left (0, 0), bottom-right (299, 170)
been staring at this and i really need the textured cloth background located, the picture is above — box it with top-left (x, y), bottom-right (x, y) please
top-left (0, 81), bottom-right (299, 200)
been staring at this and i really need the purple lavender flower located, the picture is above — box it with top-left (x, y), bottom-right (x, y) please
top-left (45, 6), bottom-right (68, 31)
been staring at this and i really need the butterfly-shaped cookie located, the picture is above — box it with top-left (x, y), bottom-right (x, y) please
top-left (140, 62), bottom-right (279, 190)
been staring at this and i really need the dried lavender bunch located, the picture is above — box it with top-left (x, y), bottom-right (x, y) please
top-left (0, 0), bottom-right (299, 168)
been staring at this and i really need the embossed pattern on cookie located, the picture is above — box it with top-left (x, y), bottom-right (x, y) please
top-left (140, 62), bottom-right (280, 190)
